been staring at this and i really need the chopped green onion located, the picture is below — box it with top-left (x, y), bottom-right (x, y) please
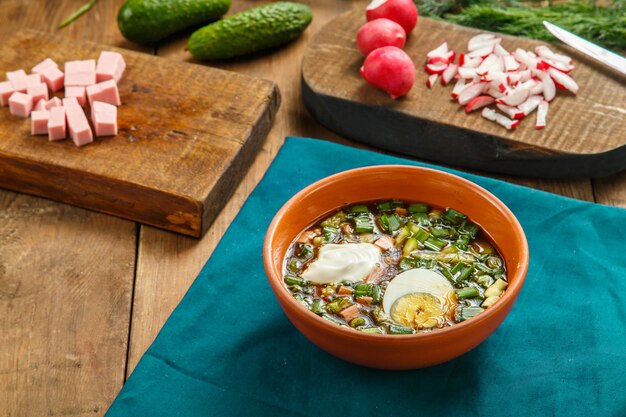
top-left (456, 287), bottom-right (480, 299)
top-left (474, 263), bottom-right (492, 274)
top-left (298, 243), bottom-right (314, 259)
top-left (321, 211), bottom-right (346, 228)
top-left (354, 283), bottom-right (374, 298)
top-left (376, 201), bottom-right (402, 211)
top-left (399, 257), bottom-right (417, 271)
top-left (402, 237), bottom-right (418, 257)
top-left (395, 226), bottom-right (411, 246)
top-left (379, 213), bottom-right (402, 232)
top-left (322, 226), bottom-right (340, 243)
top-left (431, 226), bottom-right (451, 238)
top-left (439, 264), bottom-right (455, 283)
top-left (443, 208), bottom-right (467, 224)
top-left (413, 228), bottom-right (430, 243)
top-left (407, 221), bottom-right (420, 234)
top-left (459, 221), bottom-right (479, 238)
top-left (424, 236), bottom-right (447, 251)
top-left (322, 313), bottom-right (345, 326)
top-left (284, 276), bottom-right (304, 286)
top-left (455, 234), bottom-right (470, 250)
top-left (59, 0), bottom-right (97, 29)
top-left (349, 205), bottom-right (369, 214)
top-left (486, 256), bottom-right (503, 269)
top-left (388, 324), bottom-right (413, 334)
top-left (371, 285), bottom-right (384, 305)
top-left (412, 212), bottom-right (431, 226)
top-left (408, 203), bottom-right (429, 213)
top-left (288, 259), bottom-right (299, 272)
top-left (311, 298), bottom-right (325, 315)
top-left (360, 326), bottom-right (384, 334)
top-left (450, 262), bottom-right (465, 275)
top-left (458, 265), bottom-right (475, 282)
top-left (476, 275), bottom-right (494, 288)
top-left (354, 215), bottom-right (373, 233)
top-left (458, 306), bottom-right (484, 321)
top-left (350, 317), bottom-right (367, 328)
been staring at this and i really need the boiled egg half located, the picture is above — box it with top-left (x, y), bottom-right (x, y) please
top-left (383, 268), bottom-right (456, 330)
top-left (301, 243), bottom-right (380, 284)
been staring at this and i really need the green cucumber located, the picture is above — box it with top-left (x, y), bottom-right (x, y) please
top-left (118, 0), bottom-right (230, 43)
top-left (188, 2), bottom-right (312, 60)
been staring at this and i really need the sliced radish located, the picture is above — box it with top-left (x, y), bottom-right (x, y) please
top-left (536, 46), bottom-right (573, 67)
top-left (457, 82), bottom-right (485, 105)
top-left (508, 72), bottom-right (521, 84)
top-left (426, 62), bottom-right (448, 74)
top-left (529, 80), bottom-right (543, 95)
top-left (503, 55), bottom-right (520, 72)
top-left (493, 44), bottom-right (510, 57)
top-left (538, 72), bottom-right (556, 101)
top-left (427, 42), bottom-right (449, 59)
top-left (467, 45), bottom-right (495, 59)
top-left (457, 66), bottom-right (478, 79)
top-left (445, 50), bottom-right (456, 63)
top-left (465, 95), bottom-right (495, 112)
top-left (496, 103), bottom-right (525, 119)
top-left (450, 78), bottom-right (466, 99)
top-left (461, 55), bottom-right (482, 68)
top-left (468, 33), bottom-right (496, 50)
top-left (512, 48), bottom-right (538, 69)
top-left (548, 68), bottom-right (578, 94)
top-left (482, 107), bottom-right (498, 121)
top-left (476, 54), bottom-right (500, 76)
top-left (459, 53), bottom-right (465, 66)
top-left (487, 88), bottom-right (505, 99)
top-left (540, 58), bottom-right (572, 73)
top-left (519, 78), bottom-right (538, 90)
top-left (518, 95), bottom-right (542, 116)
top-left (426, 73), bottom-right (438, 88)
top-left (428, 56), bottom-right (450, 65)
top-left (497, 87), bottom-right (530, 106)
top-left (536, 100), bottom-right (549, 129)
top-left (441, 63), bottom-right (458, 85)
top-left (469, 35), bottom-right (501, 52)
top-left (495, 113), bottom-right (520, 130)
top-left (518, 69), bottom-right (532, 82)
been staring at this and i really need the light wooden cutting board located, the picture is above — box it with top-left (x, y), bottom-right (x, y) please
top-left (0, 30), bottom-right (280, 237)
top-left (302, 11), bottom-right (626, 178)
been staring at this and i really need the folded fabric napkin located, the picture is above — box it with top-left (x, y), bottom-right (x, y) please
top-left (106, 137), bottom-right (626, 417)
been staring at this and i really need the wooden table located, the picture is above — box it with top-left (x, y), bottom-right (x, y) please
top-left (1, 1), bottom-right (624, 415)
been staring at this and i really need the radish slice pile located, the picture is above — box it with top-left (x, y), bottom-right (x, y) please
top-left (425, 34), bottom-right (578, 131)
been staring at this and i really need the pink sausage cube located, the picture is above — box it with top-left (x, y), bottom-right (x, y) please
top-left (32, 58), bottom-right (58, 74)
top-left (27, 83), bottom-right (49, 103)
top-left (65, 59), bottom-right (96, 86)
top-left (65, 85), bottom-right (86, 106)
top-left (86, 80), bottom-right (121, 106)
top-left (45, 97), bottom-right (63, 110)
top-left (34, 99), bottom-right (47, 111)
top-left (0, 81), bottom-right (16, 106)
top-left (6, 69), bottom-right (26, 81)
top-left (48, 107), bottom-right (67, 141)
top-left (96, 51), bottom-right (126, 83)
top-left (8, 92), bottom-right (34, 117)
top-left (91, 101), bottom-right (118, 136)
top-left (31, 110), bottom-right (50, 135)
top-left (62, 97), bottom-right (80, 108)
top-left (65, 104), bottom-right (93, 146)
top-left (40, 66), bottom-right (64, 92)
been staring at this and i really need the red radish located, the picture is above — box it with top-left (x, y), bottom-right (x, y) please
top-left (541, 58), bottom-right (572, 73)
top-left (467, 45), bottom-right (495, 59)
top-left (529, 81), bottom-right (543, 95)
top-left (536, 100), bottom-right (549, 129)
top-left (425, 61), bottom-right (448, 74)
top-left (518, 95), bottom-right (542, 115)
top-left (356, 19), bottom-right (406, 56)
top-left (497, 87), bottom-right (530, 106)
top-left (461, 55), bottom-right (482, 68)
top-left (441, 63), bottom-right (458, 85)
top-left (459, 53), bottom-right (465, 66)
top-left (487, 88), bottom-right (504, 98)
top-left (426, 74), bottom-right (438, 88)
top-left (512, 48), bottom-right (537, 69)
top-left (457, 82), bottom-right (485, 105)
top-left (445, 50), bottom-right (456, 62)
top-left (366, 0), bottom-right (418, 34)
top-left (465, 95), bottom-right (495, 112)
top-left (493, 44), bottom-right (510, 57)
top-left (548, 68), bottom-right (578, 94)
top-left (496, 103), bottom-right (525, 119)
top-left (457, 66), bottom-right (477, 79)
top-left (536, 46), bottom-right (573, 67)
top-left (361, 46), bottom-right (415, 99)
top-left (468, 34), bottom-right (498, 51)
top-left (451, 79), bottom-right (466, 99)
top-left (482, 107), bottom-right (498, 121)
top-left (495, 113), bottom-right (520, 130)
top-left (503, 55), bottom-right (520, 72)
top-left (427, 42), bottom-right (448, 59)
top-left (518, 69), bottom-right (532, 82)
top-left (428, 56), bottom-right (450, 65)
top-left (538, 72), bottom-right (556, 101)
top-left (476, 54), bottom-right (499, 76)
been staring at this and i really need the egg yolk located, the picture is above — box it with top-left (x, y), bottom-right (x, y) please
top-left (390, 293), bottom-right (446, 330)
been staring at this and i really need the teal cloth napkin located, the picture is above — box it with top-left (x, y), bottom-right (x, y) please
top-left (106, 137), bottom-right (626, 417)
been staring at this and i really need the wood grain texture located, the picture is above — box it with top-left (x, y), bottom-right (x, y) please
top-left (0, 30), bottom-right (279, 237)
top-left (302, 11), bottom-right (626, 178)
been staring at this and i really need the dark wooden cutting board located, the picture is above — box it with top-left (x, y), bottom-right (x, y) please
top-left (302, 11), bottom-right (626, 178)
top-left (0, 30), bottom-right (279, 237)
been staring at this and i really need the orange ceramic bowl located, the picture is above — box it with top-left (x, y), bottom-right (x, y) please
top-left (263, 165), bottom-right (529, 370)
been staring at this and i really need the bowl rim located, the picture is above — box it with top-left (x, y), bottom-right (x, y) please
top-left (263, 164), bottom-right (530, 342)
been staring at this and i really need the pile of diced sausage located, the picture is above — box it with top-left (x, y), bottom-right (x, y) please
top-left (0, 51), bottom-right (125, 147)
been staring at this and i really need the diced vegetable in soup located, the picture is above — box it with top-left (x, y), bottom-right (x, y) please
top-left (283, 200), bottom-right (508, 335)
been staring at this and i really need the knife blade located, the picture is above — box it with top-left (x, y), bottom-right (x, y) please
top-left (543, 20), bottom-right (626, 76)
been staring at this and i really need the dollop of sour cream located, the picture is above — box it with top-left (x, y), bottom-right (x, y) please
top-left (301, 243), bottom-right (381, 284)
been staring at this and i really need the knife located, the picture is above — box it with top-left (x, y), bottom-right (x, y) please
top-left (543, 20), bottom-right (626, 76)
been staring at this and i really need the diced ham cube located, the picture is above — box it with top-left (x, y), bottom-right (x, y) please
top-left (62, 97), bottom-right (80, 108)
top-left (339, 304), bottom-right (361, 322)
top-left (6, 69), bottom-right (26, 81)
top-left (0, 81), bottom-right (16, 106)
top-left (34, 99), bottom-right (47, 111)
top-left (31, 110), bottom-right (50, 135)
top-left (65, 85), bottom-right (86, 106)
top-left (40, 66), bottom-right (64, 92)
top-left (8, 92), bottom-right (34, 117)
top-left (32, 58), bottom-right (58, 74)
top-left (12, 74), bottom-right (42, 93)
top-left (65, 103), bottom-right (93, 146)
top-left (27, 83), bottom-right (49, 103)
top-left (48, 107), bottom-right (67, 141)
top-left (64, 59), bottom-right (96, 86)
top-left (45, 97), bottom-right (63, 110)
top-left (86, 80), bottom-right (121, 106)
top-left (91, 101), bottom-right (118, 136)
top-left (96, 51), bottom-right (126, 83)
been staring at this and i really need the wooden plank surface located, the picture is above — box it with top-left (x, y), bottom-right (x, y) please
top-left (0, 31), bottom-right (279, 237)
top-left (301, 11), bottom-right (626, 178)
top-left (0, 1), bottom-right (623, 416)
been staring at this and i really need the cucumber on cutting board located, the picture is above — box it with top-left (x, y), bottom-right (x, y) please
top-left (188, 2), bottom-right (313, 60)
top-left (118, 0), bottom-right (231, 43)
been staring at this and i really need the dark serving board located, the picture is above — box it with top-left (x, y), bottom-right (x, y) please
top-left (301, 11), bottom-right (626, 178)
top-left (0, 30), bottom-right (280, 237)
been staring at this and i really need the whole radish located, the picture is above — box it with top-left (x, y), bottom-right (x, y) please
top-left (357, 18), bottom-right (406, 56)
top-left (366, 0), bottom-right (418, 34)
top-left (360, 46), bottom-right (416, 99)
